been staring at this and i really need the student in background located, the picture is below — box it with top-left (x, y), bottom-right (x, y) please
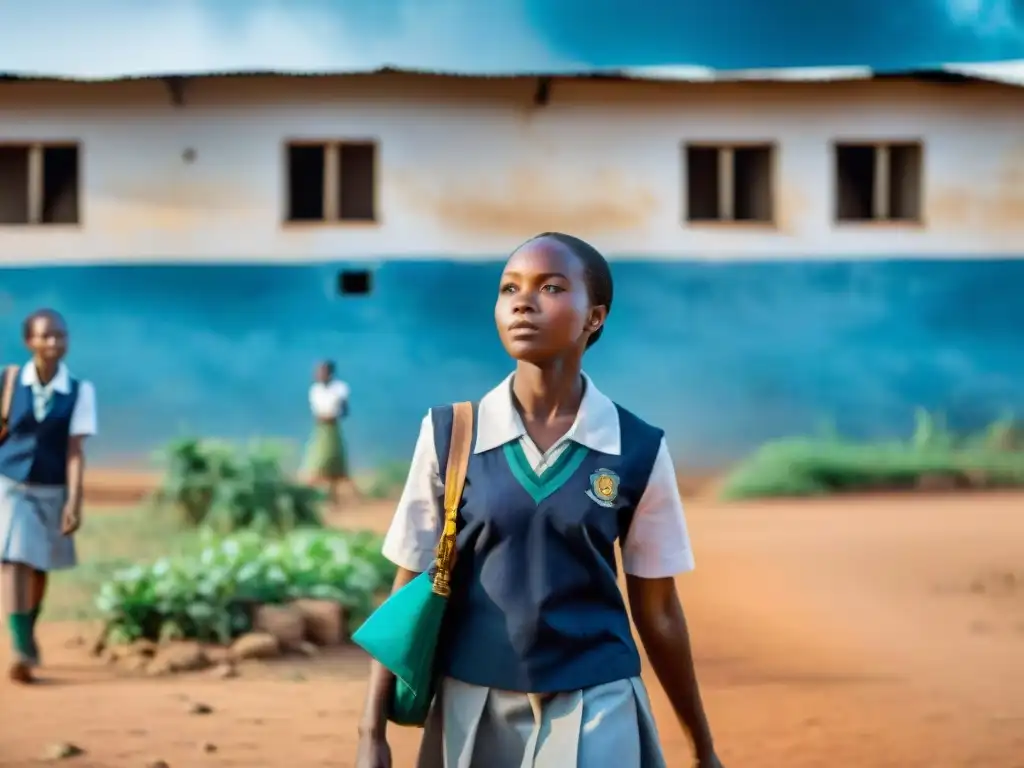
top-left (303, 360), bottom-right (354, 507)
top-left (0, 309), bottom-right (97, 684)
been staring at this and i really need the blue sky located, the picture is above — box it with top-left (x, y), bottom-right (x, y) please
top-left (0, 0), bottom-right (1023, 79)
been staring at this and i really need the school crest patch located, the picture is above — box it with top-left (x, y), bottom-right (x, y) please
top-left (587, 469), bottom-right (620, 508)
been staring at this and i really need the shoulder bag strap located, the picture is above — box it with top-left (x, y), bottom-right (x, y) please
top-left (0, 365), bottom-right (18, 439)
top-left (432, 401), bottom-right (474, 597)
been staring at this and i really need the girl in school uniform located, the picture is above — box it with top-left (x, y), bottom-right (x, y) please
top-left (0, 309), bottom-right (97, 684)
top-left (356, 233), bottom-right (723, 768)
top-left (303, 360), bottom-right (353, 506)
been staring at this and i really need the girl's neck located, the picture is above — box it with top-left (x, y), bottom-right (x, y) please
top-left (512, 358), bottom-right (584, 422)
top-left (33, 359), bottom-right (58, 385)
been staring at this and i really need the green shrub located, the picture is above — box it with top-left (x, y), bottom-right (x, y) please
top-left (977, 414), bottom-right (1024, 452)
top-left (151, 438), bottom-right (323, 533)
top-left (94, 528), bottom-right (396, 645)
top-left (720, 413), bottom-right (1024, 501)
top-left (357, 461), bottom-right (411, 500)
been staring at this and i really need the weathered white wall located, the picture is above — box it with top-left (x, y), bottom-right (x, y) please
top-left (0, 73), bottom-right (1023, 265)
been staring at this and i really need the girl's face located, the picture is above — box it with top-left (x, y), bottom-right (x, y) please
top-left (26, 314), bottom-right (68, 364)
top-left (315, 364), bottom-right (331, 383)
top-left (495, 238), bottom-right (606, 363)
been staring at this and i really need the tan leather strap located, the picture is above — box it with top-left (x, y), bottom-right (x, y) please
top-left (0, 365), bottom-right (17, 441)
top-left (432, 402), bottom-right (474, 597)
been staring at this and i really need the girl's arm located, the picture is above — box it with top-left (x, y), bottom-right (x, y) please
top-left (338, 381), bottom-right (351, 420)
top-left (357, 411), bottom-right (443, 747)
top-left (358, 566), bottom-right (419, 738)
top-left (66, 436), bottom-right (86, 512)
top-left (620, 438), bottom-right (719, 764)
top-left (626, 575), bottom-right (715, 761)
top-left (64, 381), bottom-right (97, 534)
top-left (61, 436), bottom-right (87, 534)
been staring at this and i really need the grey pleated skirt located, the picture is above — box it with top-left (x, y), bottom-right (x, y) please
top-left (416, 676), bottom-right (668, 768)
top-left (0, 474), bottom-right (75, 571)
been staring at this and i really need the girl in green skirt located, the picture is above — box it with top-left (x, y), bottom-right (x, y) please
top-left (303, 361), bottom-right (352, 506)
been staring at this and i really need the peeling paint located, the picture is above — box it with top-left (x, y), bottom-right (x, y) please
top-left (929, 143), bottom-right (1024, 238)
top-left (776, 185), bottom-right (811, 236)
top-left (397, 166), bottom-right (658, 237)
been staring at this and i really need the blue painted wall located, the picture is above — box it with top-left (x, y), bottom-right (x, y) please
top-left (2, 259), bottom-right (1023, 471)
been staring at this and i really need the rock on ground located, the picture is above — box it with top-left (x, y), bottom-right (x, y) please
top-left (42, 742), bottom-right (84, 760)
top-left (252, 604), bottom-right (307, 650)
top-left (290, 598), bottom-right (349, 646)
top-left (146, 641), bottom-right (211, 676)
top-left (230, 631), bottom-right (282, 661)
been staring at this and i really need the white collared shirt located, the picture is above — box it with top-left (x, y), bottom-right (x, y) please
top-left (382, 373), bottom-right (695, 579)
top-left (19, 362), bottom-right (98, 437)
top-left (309, 379), bottom-right (350, 419)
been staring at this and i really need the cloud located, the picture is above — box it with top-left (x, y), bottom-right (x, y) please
top-left (4, 0), bottom-right (1024, 81)
top-left (939, 0), bottom-right (1024, 36)
top-left (0, 0), bottom-right (577, 79)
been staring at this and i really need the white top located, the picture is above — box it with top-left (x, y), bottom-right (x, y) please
top-left (308, 379), bottom-right (350, 419)
top-left (19, 361), bottom-right (98, 437)
top-left (382, 373), bottom-right (695, 579)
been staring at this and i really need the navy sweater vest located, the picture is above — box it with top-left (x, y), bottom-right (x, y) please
top-left (431, 402), bottom-right (664, 693)
top-left (0, 375), bottom-right (80, 486)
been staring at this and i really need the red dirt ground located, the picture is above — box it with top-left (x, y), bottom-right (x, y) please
top-left (82, 470), bottom-right (163, 507)
top-left (3, 490), bottom-right (1024, 767)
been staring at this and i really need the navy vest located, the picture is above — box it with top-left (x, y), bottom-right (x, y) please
top-left (432, 402), bottom-right (664, 694)
top-left (0, 373), bottom-right (80, 486)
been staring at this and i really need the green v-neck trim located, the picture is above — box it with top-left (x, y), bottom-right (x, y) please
top-left (503, 440), bottom-right (589, 504)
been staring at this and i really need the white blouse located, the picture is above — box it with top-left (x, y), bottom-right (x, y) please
top-left (19, 361), bottom-right (98, 436)
top-left (382, 373), bottom-right (695, 579)
top-left (308, 380), bottom-right (350, 419)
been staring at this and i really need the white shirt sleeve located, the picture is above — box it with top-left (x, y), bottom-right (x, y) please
top-left (332, 380), bottom-right (350, 403)
top-left (69, 380), bottom-right (98, 437)
top-left (381, 412), bottom-right (445, 572)
top-left (621, 438), bottom-right (695, 578)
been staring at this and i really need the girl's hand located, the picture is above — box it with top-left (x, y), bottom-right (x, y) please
top-left (60, 501), bottom-right (82, 536)
top-left (355, 733), bottom-right (391, 768)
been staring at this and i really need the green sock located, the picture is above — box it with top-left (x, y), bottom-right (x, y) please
top-left (8, 612), bottom-right (34, 659)
top-left (28, 606), bottom-right (42, 657)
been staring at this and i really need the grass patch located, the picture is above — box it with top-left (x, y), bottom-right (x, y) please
top-left (44, 506), bottom-right (206, 621)
top-left (720, 411), bottom-right (1024, 501)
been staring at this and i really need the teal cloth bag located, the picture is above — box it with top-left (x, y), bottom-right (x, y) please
top-left (352, 402), bottom-right (473, 728)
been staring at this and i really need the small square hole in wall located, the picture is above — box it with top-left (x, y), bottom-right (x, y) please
top-left (337, 269), bottom-right (372, 296)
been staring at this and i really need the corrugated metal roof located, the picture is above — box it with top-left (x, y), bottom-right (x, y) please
top-left (620, 62), bottom-right (1024, 85)
top-left (2, 0), bottom-right (1024, 86)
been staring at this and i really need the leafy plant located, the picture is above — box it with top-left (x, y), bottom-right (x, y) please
top-left (94, 529), bottom-right (396, 645)
top-left (151, 438), bottom-right (323, 533)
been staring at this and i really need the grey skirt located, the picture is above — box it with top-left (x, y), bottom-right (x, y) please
top-left (416, 676), bottom-right (668, 768)
top-left (0, 474), bottom-right (75, 571)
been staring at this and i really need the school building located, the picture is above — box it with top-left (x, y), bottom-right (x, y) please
top-left (1, 69), bottom-right (1023, 470)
